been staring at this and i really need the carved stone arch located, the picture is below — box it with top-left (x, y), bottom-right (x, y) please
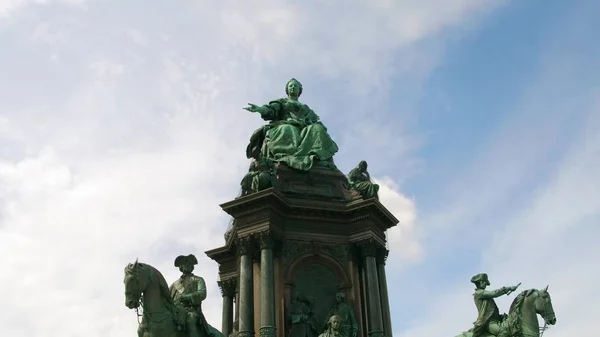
top-left (285, 253), bottom-right (350, 285)
top-left (284, 253), bottom-right (351, 332)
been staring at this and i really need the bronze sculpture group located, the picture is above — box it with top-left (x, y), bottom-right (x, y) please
top-left (286, 291), bottom-right (358, 337)
top-left (455, 274), bottom-right (556, 337)
top-left (239, 78), bottom-right (379, 199)
top-left (122, 79), bottom-right (557, 337)
top-left (124, 255), bottom-right (224, 337)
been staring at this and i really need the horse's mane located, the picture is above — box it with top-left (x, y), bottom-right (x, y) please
top-left (509, 289), bottom-right (536, 314)
top-left (506, 289), bottom-right (537, 334)
top-left (144, 263), bottom-right (175, 305)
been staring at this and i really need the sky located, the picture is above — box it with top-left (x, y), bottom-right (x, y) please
top-left (0, 0), bottom-right (598, 336)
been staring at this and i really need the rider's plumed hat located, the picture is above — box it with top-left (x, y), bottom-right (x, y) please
top-left (174, 254), bottom-right (198, 267)
top-left (471, 273), bottom-right (491, 285)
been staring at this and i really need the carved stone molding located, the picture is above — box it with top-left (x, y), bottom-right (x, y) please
top-left (368, 330), bottom-right (384, 337)
top-left (282, 240), bottom-right (314, 272)
top-left (238, 331), bottom-right (254, 337)
top-left (218, 278), bottom-right (237, 298)
top-left (319, 243), bottom-right (349, 270)
top-left (259, 326), bottom-right (276, 337)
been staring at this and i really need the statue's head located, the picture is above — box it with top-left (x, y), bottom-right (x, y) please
top-left (328, 315), bottom-right (342, 331)
top-left (471, 273), bottom-right (490, 289)
top-left (358, 160), bottom-right (368, 172)
top-left (174, 254), bottom-right (198, 274)
top-left (335, 292), bottom-right (347, 303)
top-left (285, 78), bottom-right (303, 98)
top-left (124, 259), bottom-right (147, 309)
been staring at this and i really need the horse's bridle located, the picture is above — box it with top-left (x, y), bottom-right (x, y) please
top-left (520, 291), bottom-right (553, 337)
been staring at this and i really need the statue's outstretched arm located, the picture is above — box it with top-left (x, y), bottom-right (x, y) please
top-left (477, 287), bottom-right (510, 299)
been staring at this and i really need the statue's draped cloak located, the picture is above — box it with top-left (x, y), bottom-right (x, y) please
top-left (347, 168), bottom-right (379, 199)
top-left (250, 98), bottom-right (339, 171)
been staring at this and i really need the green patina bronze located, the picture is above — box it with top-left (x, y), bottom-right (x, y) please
top-left (347, 161), bottom-right (379, 199)
top-left (240, 158), bottom-right (275, 196)
top-left (244, 78), bottom-right (339, 172)
top-left (287, 293), bottom-right (319, 337)
top-left (455, 273), bottom-right (557, 337)
top-left (319, 316), bottom-right (343, 337)
top-left (323, 293), bottom-right (358, 337)
top-left (123, 257), bottom-right (225, 337)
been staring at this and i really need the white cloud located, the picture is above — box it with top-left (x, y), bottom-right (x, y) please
top-left (376, 177), bottom-right (420, 263)
top-left (0, 1), bottom-right (506, 336)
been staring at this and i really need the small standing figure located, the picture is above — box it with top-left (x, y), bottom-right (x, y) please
top-left (323, 292), bottom-right (358, 337)
top-left (288, 293), bottom-right (318, 337)
top-left (170, 254), bottom-right (212, 337)
top-left (470, 273), bottom-right (520, 337)
top-left (347, 160), bottom-right (379, 199)
top-left (319, 315), bottom-right (343, 337)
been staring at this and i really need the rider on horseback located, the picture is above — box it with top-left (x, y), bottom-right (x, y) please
top-left (170, 254), bottom-right (212, 337)
top-left (470, 273), bottom-right (519, 337)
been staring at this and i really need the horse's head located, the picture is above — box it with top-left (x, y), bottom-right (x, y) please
top-left (535, 285), bottom-right (557, 326)
top-left (123, 259), bottom-right (149, 309)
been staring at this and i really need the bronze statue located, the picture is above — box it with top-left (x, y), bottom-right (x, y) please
top-left (323, 292), bottom-right (358, 337)
top-left (455, 274), bottom-right (557, 337)
top-left (287, 293), bottom-right (319, 337)
top-left (240, 158), bottom-right (273, 196)
top-left (244, 78), bottom-right (339, 171)
top-left (347, 161), bottom-right (379, 199)
top-left (123, 259), bottom-right (225, 337)
top-left (170, 254), bottom-right (217, 337)
top-left (319, 315), bottom-right (343, 337)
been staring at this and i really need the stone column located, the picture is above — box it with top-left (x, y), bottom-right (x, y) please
top-left (218, 278), bottom-right (237, 337)
top-left (360, 240), bottom-right (384, 337)
top-left (377, 249), bottom-right (392, 337)
top-left (238, 236), bottom-right (255, 337)
top-left (258, 231), bottom-right (276, 337)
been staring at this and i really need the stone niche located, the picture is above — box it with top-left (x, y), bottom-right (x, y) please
top-left (283, 241), bottom-right (352, 329)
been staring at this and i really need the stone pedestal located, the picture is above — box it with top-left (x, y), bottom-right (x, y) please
top-left (206, 172), bottom-right (397, 337)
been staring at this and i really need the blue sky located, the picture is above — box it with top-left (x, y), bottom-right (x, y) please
top-left (0, 1), bottom-right (598, 336)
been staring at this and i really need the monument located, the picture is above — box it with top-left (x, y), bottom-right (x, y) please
top-left (122, 78), bottom-right (558, 337)
top-left (205, 78), bottom-right (395, 337)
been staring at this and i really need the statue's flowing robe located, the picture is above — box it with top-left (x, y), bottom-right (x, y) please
top-left (170, 274), bottom-right (220, 337)
top-left (247, 98), bottom-right (339, 171)
top-left (472, 288), bottom-right (509, 337)
top-left (347, 168), bottom-right (379, 199)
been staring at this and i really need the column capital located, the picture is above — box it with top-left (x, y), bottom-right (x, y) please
top-left (356, 239), bottom-right (385, 258)
top-left (376, 248), bottom-right (389, 265)
top-left (236, 235), bottom-right (255, 256)
top-left (218, 278), bottom-right (237, 298)
top-left (257, 230), bottom-right (276, 250)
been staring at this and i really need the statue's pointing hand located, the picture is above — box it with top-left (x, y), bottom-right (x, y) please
top-left (244, 103), bottom-right (260, 113)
